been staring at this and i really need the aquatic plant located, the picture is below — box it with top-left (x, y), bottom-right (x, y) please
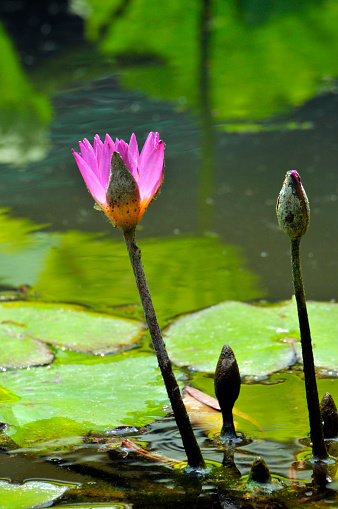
top-left (72, 132), bottom-right (164, 230)
top-left (214, 344), bottom-right (241, 441)
top-left (73, 132), bottom-right (205, 469)
top-left (276, 170), bottom-right (327, 460)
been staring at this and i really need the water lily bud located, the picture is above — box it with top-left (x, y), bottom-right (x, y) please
top-left (248, 456), bottom-right (271, 484)
top-left (320, 392), bottom-right (338, 439)
top-left (72, 132), bottom-right (165, 231)
top-left (214, 345), bottom-right (241, 439)
top-left (276, 170), bottom-right (310, 239)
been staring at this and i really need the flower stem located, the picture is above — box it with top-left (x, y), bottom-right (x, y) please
top-left (123, 228), bottom-right (205, 469)
top-left (290, 238), bottom-right (327, 460)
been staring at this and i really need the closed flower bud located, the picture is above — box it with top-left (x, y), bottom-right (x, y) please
top-left (276, 170), bottom-right (310, 239)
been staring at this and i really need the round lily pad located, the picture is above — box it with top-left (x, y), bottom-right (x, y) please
top-left (0, 480), bottom-right (69, 509)
top-left (0, 356), bottom-right (170, 449)
top-left (287, 300), bottom-right (338, 370)
top-left (164, 300), bottom-right (338, 377)
top-left (0, 321), bottom-right (54, 369)
top-left (0, 302), bottom-right (144, 362)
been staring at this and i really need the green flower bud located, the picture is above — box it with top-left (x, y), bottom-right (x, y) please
top-left (276, 170), bottom-right (310, 240)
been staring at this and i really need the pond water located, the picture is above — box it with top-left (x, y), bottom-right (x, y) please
top-left (0, 1), bottom-right (337, 507)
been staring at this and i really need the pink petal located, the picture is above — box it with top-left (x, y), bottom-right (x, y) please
top-left (114, 138), bottom-right (130, 171)
top-left (79, 139), bottom-right (99, 178)
top-left (96, 135), bottom-right (115, 190)
top-left (104, 133), bottom-right (115, 151)
top-left (127, 133), bottom-right (140, 180)
top-left (139, 132), bottom-right (156, 168)
top-left (94, 135), bottom-right (103, 165)
top-left (138, 133), bottom-right (164, 201)
top-left (72, 149), bottom-right (107, 205)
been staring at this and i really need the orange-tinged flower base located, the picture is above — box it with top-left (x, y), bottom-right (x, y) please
top-left (102, 199), bottom-right (142, 230)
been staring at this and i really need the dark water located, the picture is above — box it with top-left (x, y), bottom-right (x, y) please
top-left (0, 2), bottom-right (336, 303)
top-left (2, 77), bottom-right (337, 302)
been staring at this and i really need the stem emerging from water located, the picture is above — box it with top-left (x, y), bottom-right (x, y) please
top-left (290, 238), bottom-right (327, 460)
top-left (123, 227), bottom-right (205, 469)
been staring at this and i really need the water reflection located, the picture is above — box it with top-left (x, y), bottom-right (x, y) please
top-left (0, 210), bottom-right (261, 320)
top-left (0, 1), bottom-right (336, 301)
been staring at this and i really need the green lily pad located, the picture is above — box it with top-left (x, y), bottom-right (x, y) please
top-left (58, 506), bottom-right (131, 509)
top-left (0, 480), bottom-right (69, 509)
top-left (0, 356), bottom-right (170, 449)
top-left (164, 300), bottom-right (338, 377)
top-left (0, 302), bottom-right (143, 364)
top-left (291, 300), bottom-right (338, 370)
top-left (0, 320), bottom-right (54, 369)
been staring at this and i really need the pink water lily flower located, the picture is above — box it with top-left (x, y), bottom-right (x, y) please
top-left (72, 132), bottom-right (165, 230)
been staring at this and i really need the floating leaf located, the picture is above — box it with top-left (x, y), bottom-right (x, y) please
top-left (0, 356), bottom-right (170, 449)
top-left (165, 301), bottom-right (296, 376)
top-left (0, 302), bottom-right (143, 362)
top-left (292, 300), bottom-right (338, 370)
top-left (0, 320), bottom-right (54, 369)
top-left (59, 505), bottom-right (132, 509)
top-left (0, 480), bottom-right (69, 509)
top-left (164, 300), bottom-right (338, 376)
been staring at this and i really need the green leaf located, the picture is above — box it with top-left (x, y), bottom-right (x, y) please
top-left (164, 300), bottom-right (338, 376)
top-left (0, 356), bottom-right (170, 449)
top-left (58, 505), bottom-right (130, 509)
top-left (0, 302), bottom-right (143, 364)
top-left (293, 300), bottom-right (338, 370)
top-left (0, 321), bottom-right (54, 369)
top-left (0, 480), bottom-right (69, 509)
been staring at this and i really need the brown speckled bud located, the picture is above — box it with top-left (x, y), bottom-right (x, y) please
top-left (320, 392), bottom-right (338, 439)
top-left (214, 345), bottom-right (241, 439)
top-left (276, 170), bottom-right (310, 240)
top-left (106, 152), bottom-right (141, 231)
top-left (248, 456), bottom-right (272, 484)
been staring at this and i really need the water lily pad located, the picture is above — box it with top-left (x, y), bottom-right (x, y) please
top-left (291, 300), bottom-right (338, 370)
top-left (0, 320), bottom-right (54, 369)
top-left (164, 300), bottom-right (338, 376)
top-left (0, 302), bottom-right (143, 363)
top-left (0, 356), bottom-right (170, 449)
top-left (62, 502), bottom-right (133, 509)
top-left (0, 480), bottom-right (69, 509)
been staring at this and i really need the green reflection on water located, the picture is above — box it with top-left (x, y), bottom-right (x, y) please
top-left (35, 231), bottom-right (263, 321)
top-left (0, 210), bottom-right (262, 321)
top-left (192, 371), bottom-right (338, 442)
top-left (0, 23), bottom-right (52, 165)
top-left (89, 0), bottom-right (337, 120)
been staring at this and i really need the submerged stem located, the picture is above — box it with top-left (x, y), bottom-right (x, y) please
top-left (290, 238), bottom-right (327, 460)
top-left (123, 227), bottom-right (205, 469)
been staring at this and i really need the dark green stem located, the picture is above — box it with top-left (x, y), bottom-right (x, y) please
top-left (123, 227), bottom-right (205, 469)
top-left (290, 238), bottom-right (327, 460)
